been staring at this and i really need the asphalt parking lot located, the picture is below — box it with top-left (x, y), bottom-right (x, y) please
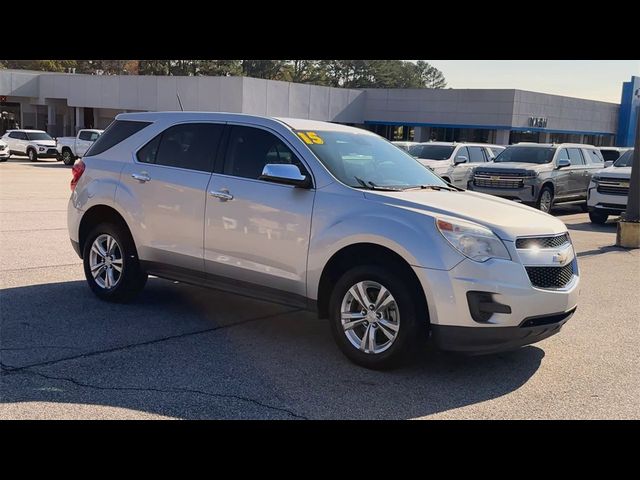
top-left (1, 156), bottom-right (639, 420)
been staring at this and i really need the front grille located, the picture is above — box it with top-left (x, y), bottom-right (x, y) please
top-left (46, 148), bottom-right (58, 155)
top-left (473, 173), bottom-right (524, 189)
top-left (598, 184), bottom-right (629, 195)
top-left (525, 264), bottom-right (574, 289)
top-left (516, 233), bottom-right (569, 249)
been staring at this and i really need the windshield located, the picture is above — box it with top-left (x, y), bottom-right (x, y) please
top-left (298, 130), bottom-right (447, 190)
top-left (613, 149), bottom-right (634, 167)
top-left (25, 132), bottom-right (53, 141)
top-left (494, 146), bottom-right (556, 164)
top-left (409, 144), bottom-right (455, 160)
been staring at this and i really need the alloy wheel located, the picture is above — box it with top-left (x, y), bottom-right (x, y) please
top-left (340, 280), bottom-right (400, 354)
top-left (540, 190), bottom-right (552, 213)
top-left (89, 234), bottom-right (123, 289)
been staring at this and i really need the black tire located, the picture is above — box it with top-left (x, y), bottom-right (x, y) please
top-left (328, 264), bottom-right (428, 370)
top-left (0, 158), bottom-right (7, 162)
top-left (579, 203), bottom-right (589, 212)
top-left (82, 222), bottom-right (147, 302)
top-left (27, 148), bottom-right (37, 162)
top-left (61, 148), bottom-right (75, 166)
top-left (536, 185), bottom-right (554, 213)
top-left (589, 211), bottom-right (608, 224)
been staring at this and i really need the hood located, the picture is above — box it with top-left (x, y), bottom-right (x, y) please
top-left (364, 189), bottom-right (567, 241)
top-left (418, 159), bottom-right (451, 169)
top-left (474, 162), bottom-right (549, 174)
top-left (33, 139), bottom-right (57, 147)
top-left (595, 166), bottom-right (631, 179)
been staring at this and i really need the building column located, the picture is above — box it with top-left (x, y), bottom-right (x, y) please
top-left (539, 132), bottom-right (551, 143)
top-left (47, 104), bottom-right (56, 136)
top-left (414, 126), bottom-right (432, 142)
top-left (495, 129), bottom-right (510, 145)
top-left (93, 109), bottom-right (99, 129)
top-left (75, 107), bottom-right (83, 133)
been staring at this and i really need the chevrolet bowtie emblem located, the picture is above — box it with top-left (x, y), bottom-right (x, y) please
top-left (553, 251), bottom-right (568, 264)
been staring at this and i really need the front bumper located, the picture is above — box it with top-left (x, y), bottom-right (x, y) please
top-left (431, 307), bottom-right (575, 354)
top-left (469, 183), bottom-right (539, 203)
top-left (587, 185), bottom-right (627, 215)
top-left (413, 241), bottom-right (579, 354)
top-left (0, 151), bottom-right (9, 159)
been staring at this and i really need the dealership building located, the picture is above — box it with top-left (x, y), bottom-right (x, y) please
top-left (0, 69), bottom-right (638, 147)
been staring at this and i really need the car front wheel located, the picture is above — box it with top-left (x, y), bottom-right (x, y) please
top-left (61, 149), bottom-right (75, 165)
top-left (83, 222), bottom-right (147, 302)
top-left (589, 211), bottom-right (609, 224)
top-left (537, 186), bottom-right (554, 213)
top-left (328, 264), bottom-right (427, 369)
top-left (28, 149), bottom-right (37, 162)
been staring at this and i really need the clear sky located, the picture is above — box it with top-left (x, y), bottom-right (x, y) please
top-left (420, 60), bottom-right (639, 103)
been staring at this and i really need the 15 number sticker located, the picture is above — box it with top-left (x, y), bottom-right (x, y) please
top-left (297, 131), bottom-right (324, 145)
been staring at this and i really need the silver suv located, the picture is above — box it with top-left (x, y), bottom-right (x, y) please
top-left (470, 143), bottom-right (605, 212)
top-left (68, 112), bottom-right (580, 369)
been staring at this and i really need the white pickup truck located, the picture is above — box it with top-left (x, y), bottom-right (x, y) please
top-left (56, 129), bottom-right (103, 165)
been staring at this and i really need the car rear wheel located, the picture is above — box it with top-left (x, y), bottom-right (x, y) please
top-left (83, 222), bottom-right (147, 302)
top-left (537, 186), bottom-right (554, 213)
top-left (61, 148), bottom-right (75, 165)
top-left (27, 149), bottom-right (37, 162)
top-left (328, 264), bottom-right (427, 369)
top-left (589, 211), bottom-right (609, 224)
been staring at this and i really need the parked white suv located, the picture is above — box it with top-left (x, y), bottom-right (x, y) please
top-left (1, 129), bottom-right (59, 161)
top-left (0, 139), bottom-right (9, 161)
top-left (68, 112), bottom-right (579, 369)
top-left (587, 149), bottom-right (635, 224)
top-left (409, 142), bottom-right (505, 188)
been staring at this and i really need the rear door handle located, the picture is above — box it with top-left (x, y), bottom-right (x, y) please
top-left (209, 190), bottom-right (233, 201)
top-left (131, 172), bottom-right (151, 182)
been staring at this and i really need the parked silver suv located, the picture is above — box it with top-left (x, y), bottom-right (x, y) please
top-left (68, 112), bottom-right (579, 369)
top-left (470, 143), bottom-right (605, 212)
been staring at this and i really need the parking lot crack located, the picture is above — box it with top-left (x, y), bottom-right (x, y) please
top-left (1, 308), bottom-right (303, 373)
top-left (0, 361), bottom-right (308, 419)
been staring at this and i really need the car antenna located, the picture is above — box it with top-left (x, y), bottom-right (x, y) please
top-left (176, 92), bottom-right (184, 112)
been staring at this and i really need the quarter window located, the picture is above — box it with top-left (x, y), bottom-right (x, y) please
top-left (567, 148), bottom-right (585, 165)
top-left (85, 120), bottom-right (151, 157)
top-left (585, 149), bottom-right (604, 164)
top-left (224, 126), bottom-right (306, 180)
top-left (137, 123), bottom-right (223, 172)
top-left (467, 146), bottom-right (486, 163)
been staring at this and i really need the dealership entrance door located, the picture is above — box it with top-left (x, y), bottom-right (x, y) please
top-left (0, 102), bottom-right (21, 136)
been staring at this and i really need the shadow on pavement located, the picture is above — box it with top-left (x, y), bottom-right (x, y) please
top-left (566, 220), bottom-right (618, 233)
top-left (0, 278), bottom-right (544, 419)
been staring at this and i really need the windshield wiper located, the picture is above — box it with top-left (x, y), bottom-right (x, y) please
top-left (401, 184), bottom-right (462, 192)
top-left (353, 176), bottom-right (404, 191)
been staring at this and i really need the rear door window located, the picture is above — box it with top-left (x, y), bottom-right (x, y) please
top-left (567, 148), bottom-right (585, 165)
top-left (85, 120), bottom-right (151, 156)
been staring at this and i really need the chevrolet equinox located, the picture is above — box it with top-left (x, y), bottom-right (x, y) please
top-left (68, 112), bottom-right (579, 369)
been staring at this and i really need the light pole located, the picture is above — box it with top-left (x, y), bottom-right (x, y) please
top-left (616, 102), bottom-right (640, 248)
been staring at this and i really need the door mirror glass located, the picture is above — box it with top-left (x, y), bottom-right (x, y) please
top-left (454, 155), bottom-right (468, 165)
top-left (259, 164), bottom-right (311, 188)
top-left (557, 158), bottom-right (571, 169)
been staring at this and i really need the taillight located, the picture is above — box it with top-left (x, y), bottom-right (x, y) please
top-left (71, 160), bottom-right (85, 191)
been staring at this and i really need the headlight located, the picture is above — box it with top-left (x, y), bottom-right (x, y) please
top-left (591, 176), bottom-right (601, 182)
top-left (436, 217), bottom-right (511, 262)
top-left (38, 147), bottom-right (45, 151)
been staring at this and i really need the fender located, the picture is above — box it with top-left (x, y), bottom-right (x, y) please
top-left (306, 190), bottom-right (465, 300)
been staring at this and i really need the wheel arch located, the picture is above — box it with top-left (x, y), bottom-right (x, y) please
top-left (78, 205), bottom-right (133, 259)
top-left (316, 242), bottom-right (428, 322)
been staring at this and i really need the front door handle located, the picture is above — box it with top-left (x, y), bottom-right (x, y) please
top-left (131, 172), bottom-right (151, 182)
top-left (209, 190), bottom-right (233, 201)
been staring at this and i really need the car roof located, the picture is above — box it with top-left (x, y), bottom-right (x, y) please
top-left (416, 141), bottom-right (504, 147)
top-left (511, 142), bottom-right (597, 148)
top-left (115, 111), bottom-right (376, 136)
top-left (6, 129), bottom-right (47, 133)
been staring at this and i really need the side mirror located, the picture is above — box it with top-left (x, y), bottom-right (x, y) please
top-left (454, 155), bottom-right (468, 165)
top-left (604, 160), bottom-right (613, 168)
top-left (557, 158), bottom-right (571, 169)
top-left (259, 164), bottom-right (311, 188)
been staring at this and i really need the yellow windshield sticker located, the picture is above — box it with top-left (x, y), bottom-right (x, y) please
top-left (297, 131), bottom-right (324, 145)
